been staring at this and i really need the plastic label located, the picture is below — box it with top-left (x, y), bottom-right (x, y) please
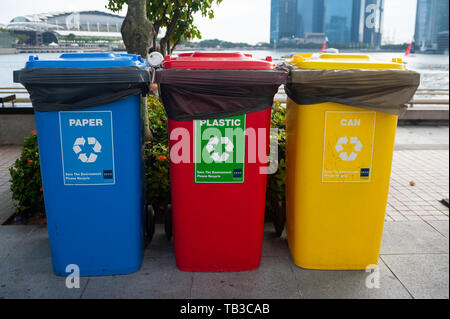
top-left (322, 111), bottom-right (376, 183)
top-left (59, 111), bottom-right (116, 186)
top-left (194, 115), bottom-right (246, 183)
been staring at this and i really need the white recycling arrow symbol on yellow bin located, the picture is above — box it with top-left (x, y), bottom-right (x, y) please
top-left (72, 137), bottom-right (102, 163)
top-left (335, 136), bottom-right (363, 162)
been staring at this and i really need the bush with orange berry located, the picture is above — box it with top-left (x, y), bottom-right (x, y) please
top-left (9, 131), bottom-right (45, 222)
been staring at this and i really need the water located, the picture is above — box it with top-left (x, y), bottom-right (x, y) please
top-left (1, 50), bottom-right (448, 90)
top-left (241, 50), bottom-right (450, 91)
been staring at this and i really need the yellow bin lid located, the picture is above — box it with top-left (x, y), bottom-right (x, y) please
top-left (290, 53), bottom-right (406, 71)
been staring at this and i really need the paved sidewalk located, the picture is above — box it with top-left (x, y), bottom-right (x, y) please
top-left (0, 223), bottom-right (447, 299)
top-left (0, 145), bottom-right (21, 224)
top-left (386, 150), bottom-right (449, 222)
top-left (0, 145), bottom-right (20, 194)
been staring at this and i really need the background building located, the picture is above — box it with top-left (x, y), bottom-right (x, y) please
top-left (296, 0), bottom-right (325, 38)
top-left (0, 30), bottom-right (17, 54)
top-left (270, 0), bottom-right (281, 45)
top-left (414, 0), bottom-right (449, 52)
top-left (324, 0), bottom-right (355, 44)
top-left (5, 11), bottom-right (124, 46)
top-left (270, 0), bottom-right (298, 44)
top-left (270, 0), bottom-right (384, 47)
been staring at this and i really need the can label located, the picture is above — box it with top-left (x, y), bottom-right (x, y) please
top-left (194, 114), bottom-right (246, 183)
top-left (322, 111), bottom-right (376, 183)
top-left (59, 111), bottom-right (116, 186)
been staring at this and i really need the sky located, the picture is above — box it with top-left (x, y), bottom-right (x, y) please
top-left (0, 0), bottom-right (418, 44)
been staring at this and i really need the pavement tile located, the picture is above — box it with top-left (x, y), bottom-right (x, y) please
top-left (0, 226), bottom-right (86, 299)
top-left (290, 259), bottom-right (411, 299)
top-left (420, 215), bottom-right (438, 221)
top-left (380, 221), bottom-right (449, 255)
top-left (144, 224), bottom-right (175, 259)
top-left (405, 216), bottom-right (423, 221)
top-left (0, 226), bottom-right (36, 265)
top-left (262, 225), bottom-right (289, 258)
top-left (414, 210), bottom-right (435, 216)
top-left (0, 257), bottom-right (87, 299)
top-left (190, 256), bottom-right (301, 299)
top-left (0, 190), bottom-right (15, 225)
top-left (0, 226), bottom-right (83, 299)
top-left (426, 221), bottom-right (449, 238)
top-left (81, 257), bottom-right (192, 299)
top-left (2, 226), bottom-right (51, 261)
top-left (391, 215), bottom-right (408, 222)
top-left (381, 254), bottom-right (449, 299)
top-left (387, 150), bottom-right (449, 220)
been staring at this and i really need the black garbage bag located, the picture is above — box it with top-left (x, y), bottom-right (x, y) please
top-left (156, 69), bottom-right (288, 121)
top-left (14, 67), bottom-right (151, 112)
top-left (280, 63), bottom-right (421, 115)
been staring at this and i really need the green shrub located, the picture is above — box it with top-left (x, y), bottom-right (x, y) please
top-left (9, 131), bottom-right (45, 220)
top-left (265, 101), bottom-right (286, 214)
top-left (147, 95), bottom-right (169, 146)
top-left (145, 95), bottom-right (171, 213)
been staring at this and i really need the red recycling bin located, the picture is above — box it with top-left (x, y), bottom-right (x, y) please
top-left (157, 52), bottom-right (286, 272)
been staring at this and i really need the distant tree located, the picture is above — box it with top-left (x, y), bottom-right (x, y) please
top-left (66, 33), bottom-right (76, 41)
top-left (0, 28), bottom-right (30, 44)
top-left (107, 0), bottom-right (223, 56)
top-left (380, 43), bottom-right (410, 51)
top-left (42, 32), bottom-right (58, 44)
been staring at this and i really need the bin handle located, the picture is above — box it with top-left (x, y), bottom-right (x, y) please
top-left (151, 67), bottom-right (156, 84)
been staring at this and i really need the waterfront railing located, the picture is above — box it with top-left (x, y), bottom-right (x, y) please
top-left (1, 87), bottom-right (449, 109)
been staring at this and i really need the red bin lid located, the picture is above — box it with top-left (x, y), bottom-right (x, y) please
top-left (162, 52), bottom-right (275, 70)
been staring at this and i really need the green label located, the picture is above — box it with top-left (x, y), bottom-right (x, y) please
top-left (194, 115), bottom-right (246, 183)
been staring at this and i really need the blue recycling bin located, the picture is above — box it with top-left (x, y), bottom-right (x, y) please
top-left (14, 53), bottom-right (150, 276)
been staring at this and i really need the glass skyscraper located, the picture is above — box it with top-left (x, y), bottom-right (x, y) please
top-left (270, 0), bottom-right (281, 44)
top-left (324, 0), bottom-right (354, 43)
top-left (296, 0), bottom-right (325, 37)
top-left (270, 0), bottom-right (297, 44)
top-left (270, 0), bottom-right (384, 46)
top-left (324, 0), bottom-right (383, 45)
top-left (415, 0), bottom-right (449, 51)
top-left (280, 0), bottom-right (299, 39)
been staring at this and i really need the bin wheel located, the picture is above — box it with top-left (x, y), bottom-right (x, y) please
top-left (164, 204), bottom-right (173, 241)
top-left (145, 204), bottom-right (156, 244)
top-left (273, 201), bottom-right (286, 237)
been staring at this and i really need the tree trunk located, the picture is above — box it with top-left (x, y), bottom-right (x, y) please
top-left (160, 40), bottom-right (168, 57)
top-left (170, 39), bottom-right (181, 55)
top-left (121, 0), bottom-right (154, 142)
top-left (121, 0), bottom-right (154, 58)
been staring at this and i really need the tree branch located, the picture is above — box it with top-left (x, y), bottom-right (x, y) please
top-left (160, 3), bottom-right (182, 55)
top-left (154, 4), bottom-right (169, 30)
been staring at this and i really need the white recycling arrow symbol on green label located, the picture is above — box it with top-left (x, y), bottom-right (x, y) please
top-left (205, 136), bottom-right (234, 163)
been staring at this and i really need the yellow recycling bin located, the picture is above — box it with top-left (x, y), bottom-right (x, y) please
top-left (284, 53), bottom-right (420, 270)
